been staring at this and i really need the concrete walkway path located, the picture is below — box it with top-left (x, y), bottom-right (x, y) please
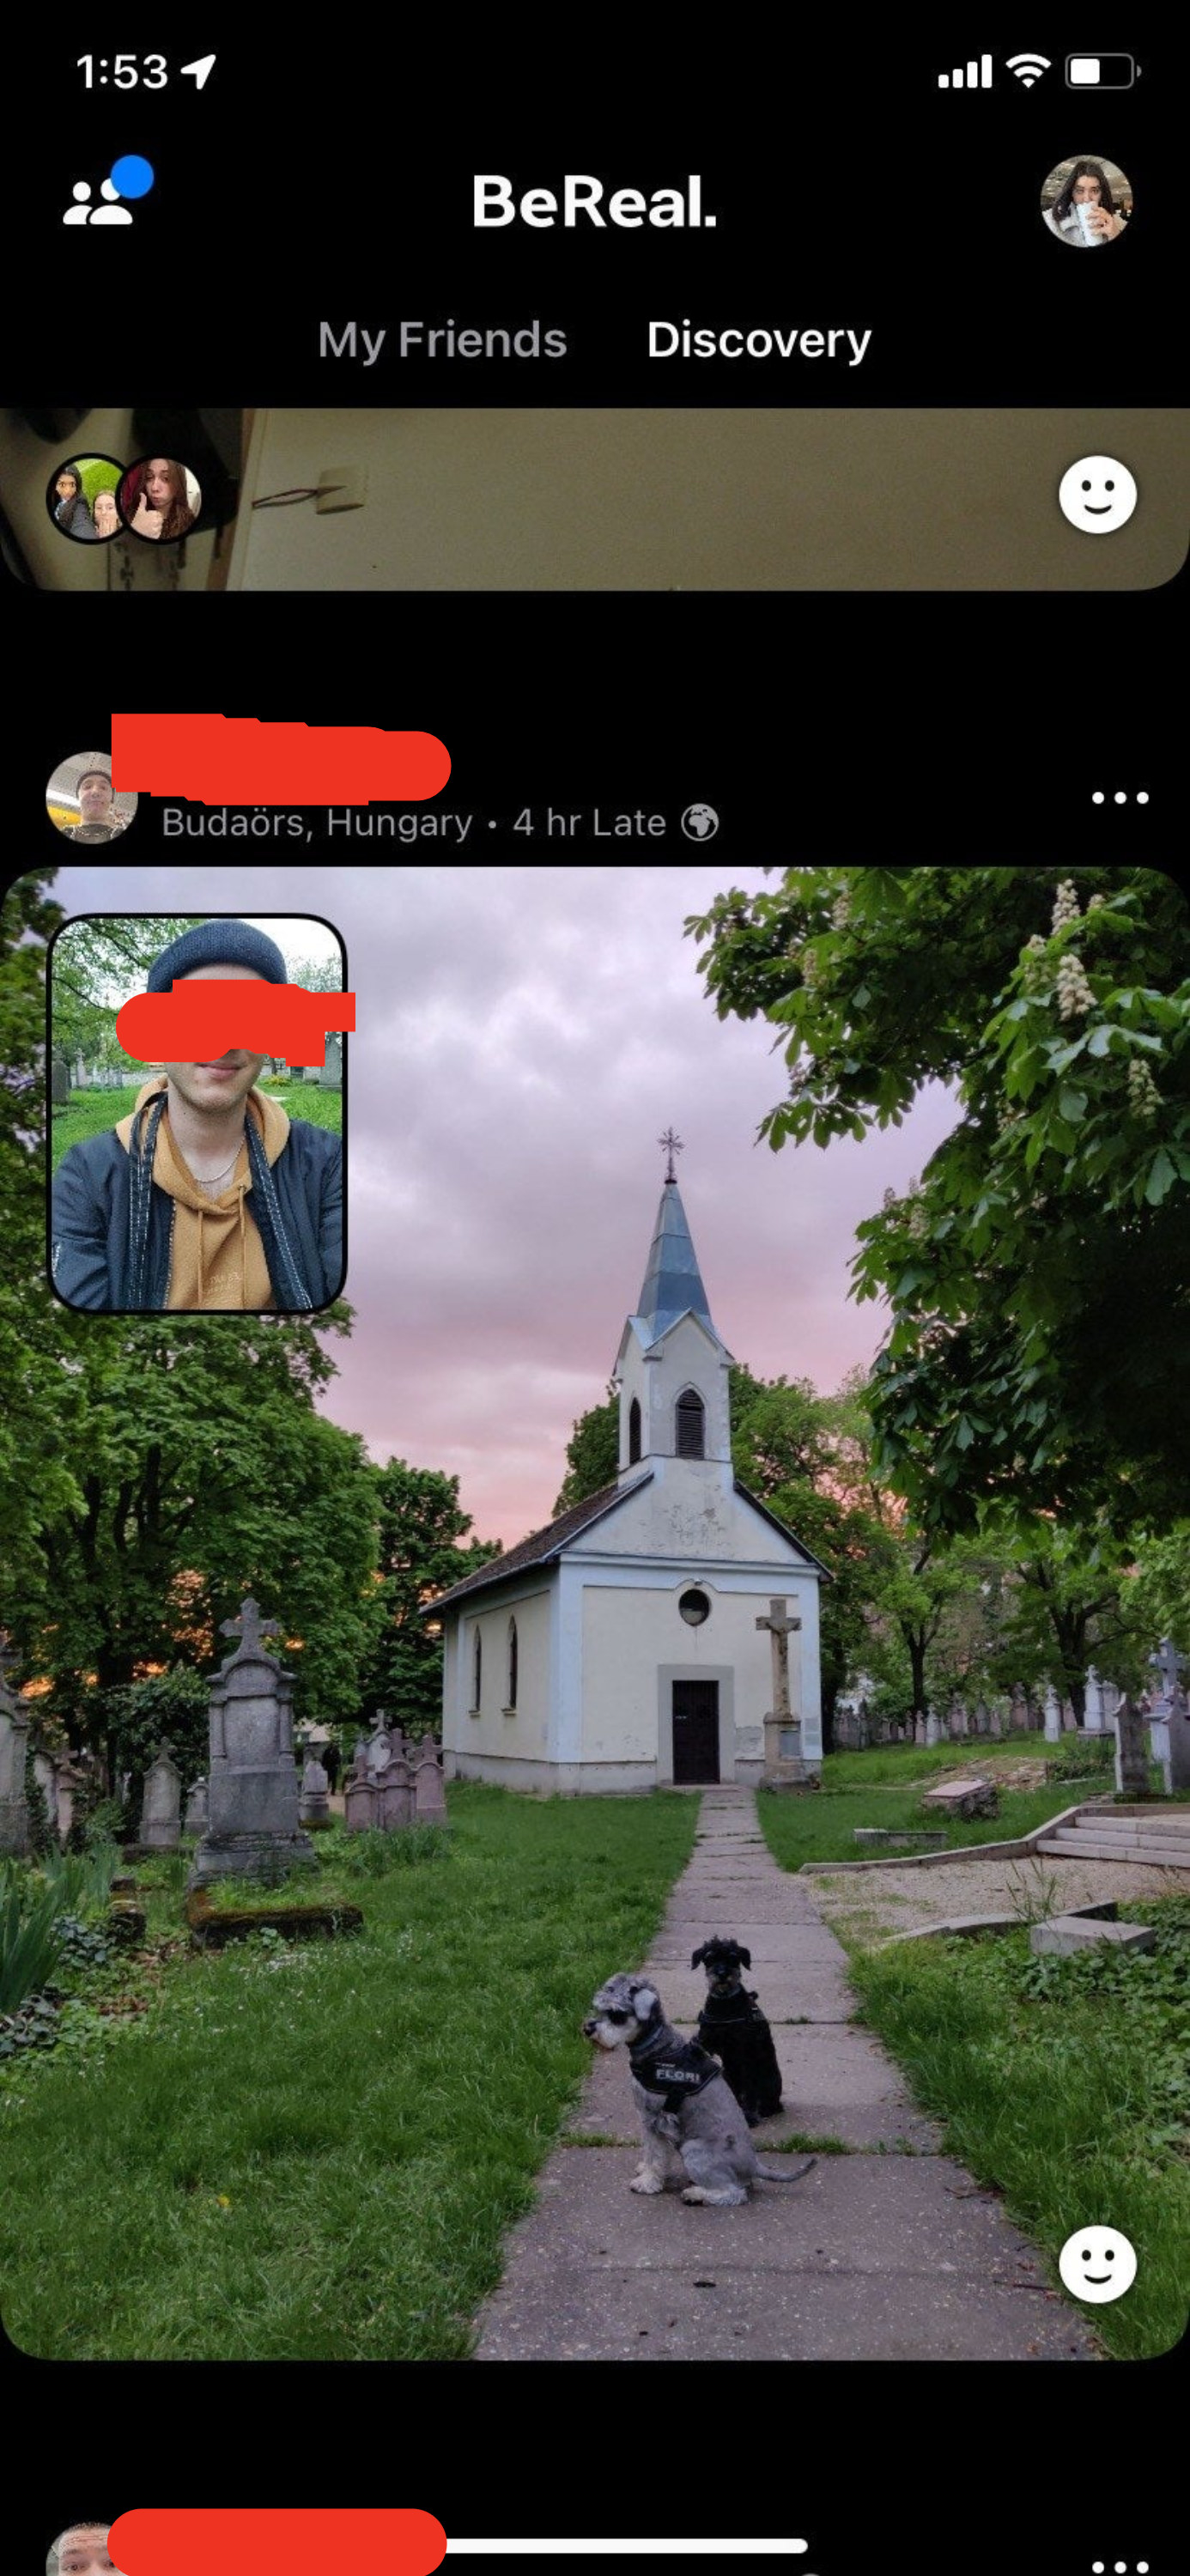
top-left (473, 1787), bottom-right (1099, 2360)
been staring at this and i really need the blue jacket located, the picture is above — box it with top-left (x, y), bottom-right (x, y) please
top-left (52, 1105), bottom-right (343, 1312)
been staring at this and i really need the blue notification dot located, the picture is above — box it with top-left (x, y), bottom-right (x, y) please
top-left (109, 155), bottom-right (155, 198)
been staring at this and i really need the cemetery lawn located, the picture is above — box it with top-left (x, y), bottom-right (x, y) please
top-left (756, 1748), bottom-right (1189, 2362)
top-left (0, 1785), bottom-right (696, 2361)
top-left (842, 1900), bottom-right (1190, 2361)
top-left (49, 1080), bottom-right (340, 1171)
top-left (756, 1738), bottom-right (1086, 1869)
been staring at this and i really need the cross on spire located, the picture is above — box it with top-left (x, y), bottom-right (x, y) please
top-left (659, 1127), bottom-right (684, 1184)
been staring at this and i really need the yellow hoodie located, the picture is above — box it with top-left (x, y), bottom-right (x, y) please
top-left (116, 1075), bottom-right (291, 1310)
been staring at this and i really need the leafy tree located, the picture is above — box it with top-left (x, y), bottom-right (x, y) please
top-left (361, 1459), bottom-right (501, 1736)
top-left (981, 1519), bottom-right (1151, 1714)
top-left (553, 1387), bottom-right (620, 1513)
top-left (688, 867), bottom-right (1190, 1535)
top-left (94, 1664), bottom-right (210, 1832)
top-left (1124, 1524), bottom-right (1190, 1662)
top-left (7, 1306), bottom-right (380, 1741)
top-left (0, 872), bottom-right (90, 1613)
top-left (49, 914), bottom-right (205, 1069)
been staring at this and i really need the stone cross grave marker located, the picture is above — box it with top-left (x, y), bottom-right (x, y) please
top-left (190, 1595), bottom-right (318, 1886)
top-left (756, 1597), bottom-right (805, 1780)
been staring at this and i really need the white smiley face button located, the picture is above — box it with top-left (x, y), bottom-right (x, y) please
top-left (1059, 2225), bottom-right (1138, 2303)
top-left (1059, 454), bottom-right (1138, 533)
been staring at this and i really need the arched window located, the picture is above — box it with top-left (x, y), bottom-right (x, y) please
top-left (507, 1616), bottom-right (519, 1710)
top-left (472, 1625), bottom-right (482, 1710)
top-left (675, 1388), bottom-right (705, 1459)
top-left (628, 1396), bottom-right (641, 1465)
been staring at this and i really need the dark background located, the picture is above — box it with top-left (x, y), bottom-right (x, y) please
top-left (31, 32), bottom-right (1176, 404)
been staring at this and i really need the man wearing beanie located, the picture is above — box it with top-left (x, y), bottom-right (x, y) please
top-left (51, 919), bottom-right (343, 1312)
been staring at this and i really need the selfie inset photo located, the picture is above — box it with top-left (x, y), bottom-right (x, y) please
top-left (45, 754), bottom-right (137, 844)
top-left (1041, 155), bottom-right (1133, 246)
top-left (48, 912), bottom-right (345, 1315)
top-left (117, 454), bottom-right (202, 543)
top-left (46, 456), bottom-right (124, 544)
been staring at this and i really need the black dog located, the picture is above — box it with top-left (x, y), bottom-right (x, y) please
top-left (692, 1937), bottom-right (784, 2127)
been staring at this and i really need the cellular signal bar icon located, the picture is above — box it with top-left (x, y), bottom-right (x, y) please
top-left (938, 54), bottom-right (993, 88)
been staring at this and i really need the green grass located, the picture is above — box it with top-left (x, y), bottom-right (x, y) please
top-left (0, 1783), bottom-right (696, 2360)
top-left (50, 1080), bottom-right (340, 1171)
top-left (756, 1743), bottom-right (1082, 1872)
top-left (841, 1899), bottom-right (1190, 2360)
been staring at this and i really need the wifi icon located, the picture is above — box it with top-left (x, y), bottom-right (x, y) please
top-left (1006, 52), bottom-right (1052, 86)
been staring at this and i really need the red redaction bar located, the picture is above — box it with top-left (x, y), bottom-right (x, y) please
top-left (117, 981), bottom-right (356, 1062)
top-left (108, 2510), bottom-right (446, 2576)
top-left (111, 715), bottom-right (451, 804)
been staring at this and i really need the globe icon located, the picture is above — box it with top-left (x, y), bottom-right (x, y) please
top-left (682, 804), bottom-right (719, 841)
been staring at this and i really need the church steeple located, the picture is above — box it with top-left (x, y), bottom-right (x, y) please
top-left (614, 1138), bottom-right (733, 1478)
top-left (635, 1173), bottom-right (718, 1346)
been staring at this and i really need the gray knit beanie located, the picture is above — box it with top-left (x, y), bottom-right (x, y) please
top-left (147, 920), bottom-right (288, 991)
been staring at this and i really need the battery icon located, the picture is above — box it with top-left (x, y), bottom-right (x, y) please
top-left (1066, 53), bottom-right (1137, 86)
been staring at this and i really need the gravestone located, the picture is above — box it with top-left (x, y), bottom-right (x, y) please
top-left (299, 1751), bottom-right (331, 1824)
top-left (914, 1713), bottom-right (926, 1746)
top-left (1084, 1668), bottom-right (1106, 1734)
top-left (1061, 1698), bottom-right (1078, 1733)
top-left (189, 1596), bottom-right (319, 1887)
top-left (184, 1776), bottom-right (209, 1835)
top-left (51, 1053), bottom-right (70, 1106)
top-left (1043, 1685), bottom-right (1062, 1745)
top-left (988, 1704), bottom-right (1003, 1739)
top-left (33, 1749), bottom-right (60, 1838)
top-left (140, 1742), bottom-right (182, 1850)
top-left (320, 1035), bottom-right (343, 1091)
top-left (925, 1705), bottom-right (941, 1748)
top-left (344, 1735), bottom-right (413, 1831)
top-left (0, 1643), bottom-right (31, 1856)
top-left (411, 1741), bottom-right (448, 1821)
top-left (923, 1776), bottom-right (999, 1822)
top-left (1112, 1693), bottom-right (1151, 1799)
top-left (365, 1716), bottom-right (407, 1777)
top-left (1151, 1686), bottom-right (1190, 1795)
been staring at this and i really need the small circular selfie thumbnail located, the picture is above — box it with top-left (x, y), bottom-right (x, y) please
top-left (1041, 155), bottom-right (1132, 246)
top-left (46, 456), bottom-right (124, 544)
top-left (46, 755), bottom-right (137, 845)
top-left (118, 455), bottom-right (202, 544)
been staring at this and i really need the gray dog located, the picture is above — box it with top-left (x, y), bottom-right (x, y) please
top-left (583, 1971), bottom-right (816, 2207)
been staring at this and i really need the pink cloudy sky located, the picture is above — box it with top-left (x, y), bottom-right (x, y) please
top-left (49, 861), bottom-right (957, 1548)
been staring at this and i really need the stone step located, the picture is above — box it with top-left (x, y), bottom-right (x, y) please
top-left (1045, 1816), bottom-right (1190, 1844)
top-left (1036, 1830), bottom-right (1190, 1866)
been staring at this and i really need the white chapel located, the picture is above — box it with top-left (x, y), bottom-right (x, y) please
top-left (433, 1154), bottom-right (828, 1794)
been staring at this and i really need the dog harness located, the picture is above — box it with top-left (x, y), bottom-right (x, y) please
top-left (628, 2026), bottom-right (722, 2112)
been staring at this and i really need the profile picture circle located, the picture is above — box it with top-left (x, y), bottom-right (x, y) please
top-left (1041, 155), bottom-right (1132, 247)
top-left (118, 454), bottom-right (202, 543)
top-left (46, 454), bottom-right (125, 544)
top-left (46, 754), bottom-right (137, 845)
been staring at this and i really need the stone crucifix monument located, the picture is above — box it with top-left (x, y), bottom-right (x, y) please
top-left (189, 1596), bottom-right (319, 1887)
top-left (757, 1598), bottom-right (813, 1788)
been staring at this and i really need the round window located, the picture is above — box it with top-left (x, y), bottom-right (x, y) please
top-left (679, 1587), bottom-right (711, 1625)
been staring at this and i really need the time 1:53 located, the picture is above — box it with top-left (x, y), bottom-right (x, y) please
top-left (77, 54), bottom-right (167, 86)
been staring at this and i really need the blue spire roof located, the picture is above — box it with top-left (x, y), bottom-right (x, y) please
top-left (634, 1181), bottom-right (718, 1346)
